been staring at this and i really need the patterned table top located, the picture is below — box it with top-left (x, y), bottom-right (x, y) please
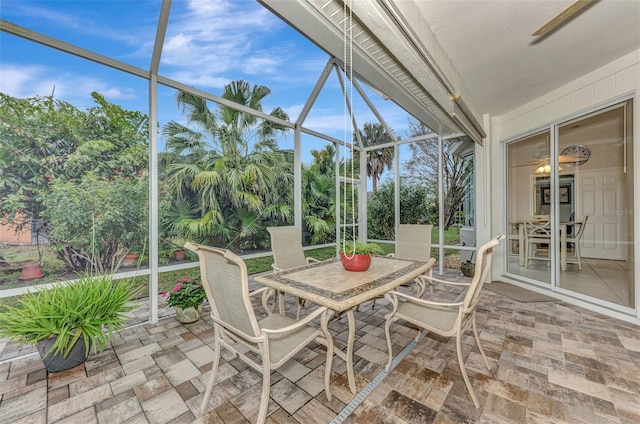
top-left (255, 256), bottom-right (433, 311)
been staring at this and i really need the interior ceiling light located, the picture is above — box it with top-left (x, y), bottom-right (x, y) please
top-left (534, 164), bottom-right (563, 174)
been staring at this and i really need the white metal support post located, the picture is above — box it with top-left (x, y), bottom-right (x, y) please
top-left (147, 0), bottom-right (171, 323)
top-left (438, 135), bottom-right (445, 275)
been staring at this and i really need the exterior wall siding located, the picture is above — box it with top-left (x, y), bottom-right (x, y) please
top-left (493, 49), bottom-right (639, 141)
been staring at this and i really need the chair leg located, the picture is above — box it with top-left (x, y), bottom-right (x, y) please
top-left (576, 243), bottom-right (582, 270)
top-left (472, 315), bottom-right (490, 370)
top-left (456, 330), bottom-right (480, 408)
top-left (384, 317), bottom-right (395, 372)
top-left (296, 298), bottom-right (305, 320)
top-left (200, 330), bottom-right (222, 414)
top-left (320, 311), bottom-right (333, 402)
top-left (257, 348), bottom-right (271, 424)
top-left (415, 279), bottom-right (426, 298)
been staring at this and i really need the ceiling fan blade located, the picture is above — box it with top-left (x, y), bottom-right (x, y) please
top-left (532, 0), bottom-right (594, 36)
top-left (559, 154), bottom-right (587, 163)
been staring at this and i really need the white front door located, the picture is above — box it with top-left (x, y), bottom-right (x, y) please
top-left (578, 170), bottom-right (627, 260)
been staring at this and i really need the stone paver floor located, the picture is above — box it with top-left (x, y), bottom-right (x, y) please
top-left (1, 270), bottom-right (639, 423)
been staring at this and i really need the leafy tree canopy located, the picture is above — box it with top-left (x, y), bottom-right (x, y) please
top-left (367, 181), bottom-right (433, 240)
top-left (0, 92), bottom-right (148, 231)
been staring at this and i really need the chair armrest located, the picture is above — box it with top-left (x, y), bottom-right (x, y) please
top-left (249, 286), bottom-right (274, 298)
top-left (385, 290), bottom-right (464, 308)
top-left (260, 306), bottom-right (329, 335)
top-left (250, 286), bottom-right (276, 314)
top-left (417, 274), bottom-right (471, 287)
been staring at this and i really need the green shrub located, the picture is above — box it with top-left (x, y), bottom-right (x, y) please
top-left (40, 174), bottom-right (148, 273)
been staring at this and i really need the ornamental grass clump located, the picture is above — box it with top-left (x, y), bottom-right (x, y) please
top-left (0, 274), bottom-right (139, 358)
top-left (162, 276), bottom-right (207, 309)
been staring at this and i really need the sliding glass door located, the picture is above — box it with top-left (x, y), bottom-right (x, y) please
top-left (505, 99), bottom-right (635, 312)
top-left (556, 100), bottom-right (635, 309)
top-left (505, 130), bottom-right (553, 285)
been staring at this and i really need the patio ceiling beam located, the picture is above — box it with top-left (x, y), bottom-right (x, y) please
top-left (156, 76), bottom-right (294, 129)
top-left (295, 58), bottom-right (336, 127)
top-left (258, 0), bottom-right (472, 141)
top-left (1, 19), bottom-right (147, 79)
top-left (350, 72), bottom-right (398, 146)
top-left (334, 66), bottom-right (363, 150)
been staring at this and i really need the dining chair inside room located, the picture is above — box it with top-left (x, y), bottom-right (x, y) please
top-left (185, 242), bottom-right (333, 424)
top-left (565, 214), bottom-right (589, 270)
top-left (524, 218), bottom-right (552, 268)
top-left (267, 226), bottom-right (320, 319)
top-left (383, 234), bottom-right (505, 408)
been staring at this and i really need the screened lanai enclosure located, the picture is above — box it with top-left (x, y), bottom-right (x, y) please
top-left (2, 0), bottom-right (640, 326)
top-left (0, 0), bottom-right (478, 323)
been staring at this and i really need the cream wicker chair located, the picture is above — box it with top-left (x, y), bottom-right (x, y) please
top-left (267, 226), bottom-right (320, 319)
top-left (383, 234), bottom-right (505, 408)
top-left (185, 243), bottom-right (333, 423)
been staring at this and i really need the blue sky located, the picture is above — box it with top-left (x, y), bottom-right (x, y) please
top-left (0, 0), bottom-right (415, 164)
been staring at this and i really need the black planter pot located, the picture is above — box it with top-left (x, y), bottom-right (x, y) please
top-left (37, 336), bottom-right (88, 373)
top-left (460, 261), bottom-right (475, 278)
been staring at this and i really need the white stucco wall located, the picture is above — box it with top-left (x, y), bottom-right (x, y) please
top-left (480, 49), bottom-right (640, 322)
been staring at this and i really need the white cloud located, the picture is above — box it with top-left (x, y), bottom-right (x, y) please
top-left (0, 64), bottom-right (44, 97)
top-left (0, 63), bottom-right (139, 107)
top-left (165, 71), bottom-right (230, 90)
top-left (158, 0), bottom-right (287, 87)
top-left (243, 56), bottom-right (281, 75)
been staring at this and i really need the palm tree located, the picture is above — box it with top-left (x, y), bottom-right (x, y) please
top-left (357, 122), bottom-right (395, 193)
top-left (161, 80), bottom-right (293, 250)
top-left (310, 145), bottom-right (336, 176)
top-left (302, 164), bottom-right (335, 244)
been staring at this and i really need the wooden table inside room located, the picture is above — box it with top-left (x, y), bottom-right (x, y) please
top-left (254, 255), bottom-right (435, 394)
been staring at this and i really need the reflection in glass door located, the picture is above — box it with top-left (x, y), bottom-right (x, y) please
top-left (505, 131), bottom-right (553, 285)
top-left (556, 100), bottom-right (635, 309)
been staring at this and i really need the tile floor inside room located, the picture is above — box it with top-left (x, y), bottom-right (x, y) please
top-left (507, 257), bottom-right (633, 307)
top-left (1, 270), bottom-right (640, 423)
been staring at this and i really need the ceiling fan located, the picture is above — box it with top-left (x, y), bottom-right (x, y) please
top-left (514, 152), bottom-right (589, 172)
top-left (531, 0), bottom-right (595, 37)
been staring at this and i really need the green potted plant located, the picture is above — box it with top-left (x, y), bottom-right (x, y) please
top-left (0, 274), bottom-right (139, 372)
top-left (339, 239), bottom-right (383, 271)
top-left (162, 276), bottom-right (207, 323)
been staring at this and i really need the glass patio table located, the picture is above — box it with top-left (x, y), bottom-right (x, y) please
top-left (254, 255), bottom-right (436, 393)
